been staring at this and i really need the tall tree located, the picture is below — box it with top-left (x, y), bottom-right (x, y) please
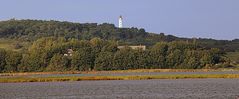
top-left (46, 53), bottom-right (69, 71)
top-left (4, 51), bottom-right (22, 72)
top-left (0, 49), bottom-right (6, 72)
top-left (71, 48), bottom-right (94, 71)
top-left (94, 52), bottom-right (114, 70)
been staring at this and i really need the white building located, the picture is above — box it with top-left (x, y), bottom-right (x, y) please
top-left (63, 49), bottom-right (73, 56)
top-left (119, 15), bottom-right (123, 28)
top-left (117, 45), bottom-right (146, 50)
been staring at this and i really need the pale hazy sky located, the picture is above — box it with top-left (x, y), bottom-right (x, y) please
top-left (0, 0), bottom-right (239, 40)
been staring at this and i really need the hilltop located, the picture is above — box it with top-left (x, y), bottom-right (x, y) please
top-left (0, 19), bottom-right (238, 52)
top-left (0, 19), bottom-right (180, 45)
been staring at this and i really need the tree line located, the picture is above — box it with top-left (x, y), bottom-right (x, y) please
top-left (0, 37), bottom-right (228, 73)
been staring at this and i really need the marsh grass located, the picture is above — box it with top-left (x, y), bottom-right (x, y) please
top-left (1, 69), bottom-right (234, 76)
top-left (1, 74), bottom-right (239, 83)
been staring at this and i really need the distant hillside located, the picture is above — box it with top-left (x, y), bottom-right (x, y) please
top-left (0, 19), bottom-right (183, 43)
top-left (0, 19), bottom-right (238, 51)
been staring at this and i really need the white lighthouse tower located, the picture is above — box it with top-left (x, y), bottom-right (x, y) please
top-left (119, 15), bottom-right (123, 28)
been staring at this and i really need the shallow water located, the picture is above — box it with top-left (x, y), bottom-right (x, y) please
top-left (0, 79), bottom-right (239, 99)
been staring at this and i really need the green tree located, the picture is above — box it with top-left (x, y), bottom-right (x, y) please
top-left (166, 49), bottom-right (184, 69)
top-left (113, 47), bottom-right (134, 70)
top-left (19, 53), bottom-right (42, 72)
top-left (46, 53), bottom-right (69, 71)
top-left (132, 49), bottom-right (149, 69)
top-left (4, 51), bottom-right (22, 72)
top-left (94, 52), bottom-right (114, 70)
top-left (71, 48), bottom-right (94, 71)
top-left (0, 49), bottom-right (6, 72)
top-left (101, 40), bottom-right (118, 52)
top-left (182, 50), bottom-right (200, 69)
top-left (200, 50), bottom-right (213, 68)
top-left (149, 42), bottom-right (168, 68)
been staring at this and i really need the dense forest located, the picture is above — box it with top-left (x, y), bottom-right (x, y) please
top-left (0, 37), bottom-right (227, 72)
top-left (0, 19), bottom-right (238, 72)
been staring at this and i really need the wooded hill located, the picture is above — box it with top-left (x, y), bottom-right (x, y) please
top-left (0, 19), bottom-right (238, 52)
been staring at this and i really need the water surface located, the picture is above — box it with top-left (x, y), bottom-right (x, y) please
top-left (0, 79), bottom-right (239, 99)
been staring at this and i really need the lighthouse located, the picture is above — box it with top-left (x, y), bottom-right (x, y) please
top-left (119, 15), bottom-right (123, 28)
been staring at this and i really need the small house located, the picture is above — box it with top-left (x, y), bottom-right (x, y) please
top-left (64, 49), bottom-right (73, 56)
top-left (117, 45), bottom-right (146, 50)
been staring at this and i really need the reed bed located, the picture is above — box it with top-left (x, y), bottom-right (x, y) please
top-left (1, 74), bottom-right (239, 83)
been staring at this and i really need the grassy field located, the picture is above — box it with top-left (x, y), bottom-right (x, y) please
top-left (1, 74), bottom-right (239, 83)
top-left (0, 39), bottom-right (15, 50)
top-left (0, 38), bottom-right (30, 51)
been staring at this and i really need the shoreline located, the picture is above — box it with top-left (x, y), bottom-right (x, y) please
top-left (1, 69), bottom-right (237, 76)
top-left (1, 74), bottom-right (239, 83)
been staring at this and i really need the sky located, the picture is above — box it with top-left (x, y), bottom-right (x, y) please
top-left (0, 0), bottom-right (239, 40)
